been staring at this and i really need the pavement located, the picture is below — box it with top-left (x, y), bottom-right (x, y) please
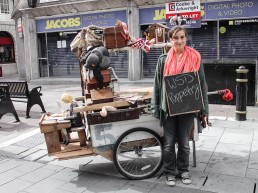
top-left (1, 75), bottom-right (258, 193)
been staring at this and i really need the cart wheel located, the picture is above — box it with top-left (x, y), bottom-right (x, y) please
top-left (113, 127), bottom-right (163, 180)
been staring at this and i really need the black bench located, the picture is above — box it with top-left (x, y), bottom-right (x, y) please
top-left (0, 81), bottom-right (46, 118)
top-left (0, 85), bottom-right (20, 122)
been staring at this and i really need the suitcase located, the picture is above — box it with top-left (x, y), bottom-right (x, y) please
top-left (103, 26), bottom-right (127, 49)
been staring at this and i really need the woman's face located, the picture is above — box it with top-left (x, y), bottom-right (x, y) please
top-left (170, 30), bottom-right (187, 51)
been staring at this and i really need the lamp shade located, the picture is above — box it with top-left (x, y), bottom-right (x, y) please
top-left (27, 0), bottom-right (39, 8)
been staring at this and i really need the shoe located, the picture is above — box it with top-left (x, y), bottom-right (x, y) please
top-left (165, 176), bottom-right (176, 187)
top-left (180, 173), bottom-right (192, 184)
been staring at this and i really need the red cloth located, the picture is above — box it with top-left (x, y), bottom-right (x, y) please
top-left (222, 89), bottom-right (233, 101)
top-left (164, 46), bottom-right (201, 76)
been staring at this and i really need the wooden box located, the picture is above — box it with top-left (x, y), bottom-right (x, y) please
top-left (147, 23), bottom-right (168, 43)
top-left (87, 108), bottom-right (141, 125)
top-left (90, 87), bottom-right (114, 104)
top-left (87, 69), bottom-right (111, 84)
top-left (103, 26), bottom-right (127, 49)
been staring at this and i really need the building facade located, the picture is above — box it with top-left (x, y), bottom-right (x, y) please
top-left (11, 0), bottom-right (258, 103)
top-left (0, 0), bottom-right (17, 77)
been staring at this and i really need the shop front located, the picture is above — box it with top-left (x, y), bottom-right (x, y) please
top-left (36, 10), bottom-right (129, 78)
top-left (139, 0), bottom-right (258, 104)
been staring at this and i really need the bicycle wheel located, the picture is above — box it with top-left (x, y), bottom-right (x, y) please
top-left (113, 127), bottom-right (163, 180)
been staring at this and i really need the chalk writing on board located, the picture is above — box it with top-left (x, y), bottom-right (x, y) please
top-left (166, 73), bottom-right (200, 104)
top-left (164, 71), bottom-right (203, 116)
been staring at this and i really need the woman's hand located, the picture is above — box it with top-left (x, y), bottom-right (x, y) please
top-left (199, 115), bottom-right (212, 128)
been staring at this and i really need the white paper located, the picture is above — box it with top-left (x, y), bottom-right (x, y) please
top-left (57, 41), bottom-right (61, 48)
top-left (62, 40), bottom-right (66, 48)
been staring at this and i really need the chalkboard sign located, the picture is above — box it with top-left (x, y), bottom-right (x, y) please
top-left (164, 71), bottom-right (204, 116)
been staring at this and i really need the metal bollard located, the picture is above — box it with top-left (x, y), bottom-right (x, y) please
top-left (235, 66), bottom-right (249, 121)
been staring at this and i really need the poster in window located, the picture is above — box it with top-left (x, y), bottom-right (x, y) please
top-left (164, 71), bottom-right (204, 116)
top-left (57, 41), bottom-right (61, 48)
top-left (61, 40), bottom-right (66, 48)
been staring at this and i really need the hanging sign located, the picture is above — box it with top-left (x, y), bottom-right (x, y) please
top-left (166, 0), bottom-right (201, 20)
top-left (165, 1), bottom-right (201, 28)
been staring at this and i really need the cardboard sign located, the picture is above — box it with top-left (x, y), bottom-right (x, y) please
top-left (164, 71), bottom-right (204, 116)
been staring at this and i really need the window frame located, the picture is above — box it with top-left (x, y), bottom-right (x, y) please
top-left (0, 0), bottom-right (9, 14)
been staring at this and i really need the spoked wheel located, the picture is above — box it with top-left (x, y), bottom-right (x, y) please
top-left (113, 128), bottom-right (163, 180)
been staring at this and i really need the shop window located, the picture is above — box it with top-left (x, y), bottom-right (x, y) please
top-left (0, 0), bottom-right (9, 14)
top-left (0, 31), bottom-right (15, 63)
top-left (219, 19), bottom-right (258, 59)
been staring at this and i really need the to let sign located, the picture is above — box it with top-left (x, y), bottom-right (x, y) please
top-left (164, 71), bottom-right (204, 116)
top-left (166, 0), bottom-right (201, 20)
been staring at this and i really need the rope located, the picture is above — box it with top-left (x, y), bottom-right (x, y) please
top-left (114, 27), bottom-right (118, 48)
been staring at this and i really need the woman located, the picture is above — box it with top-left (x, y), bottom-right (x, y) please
top-left (151, 26), bottom-right (209, 186)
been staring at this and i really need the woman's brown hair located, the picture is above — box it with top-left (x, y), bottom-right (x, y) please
top-left (167, 26), bottom-right (188, 39)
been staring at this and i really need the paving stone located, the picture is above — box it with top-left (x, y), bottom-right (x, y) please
top-left (18, 167), bottom-right (57, 183)
top-left (0, 158), bottom-right (26, 173)
top-left (190, 150), bottom-right (213, 164)
top-left (0, 145), bottom-right (28, 158)
top-left (0, 169), bottom-right (25, 185)
top-left (50, 167), bottom-right (84, 182)
top-left (126, 179), bottom-right (156, 189)
top-left (50, 189), bottom-right (73, 193)
top-left (115, 184), bottom-right (151, 193)
top-left (23, 177), bottom-right (66, 193)
top-left (219, 128), bottom-right (253, 145)
top-left (18, 148), bottom-right (42, 158)
top-left (0, 179), bottom-right (33, 193)
top-left (182, 189), bottom-right (216, 193)
top-left (239, 121), bottom-right (258, 130)
top-left (254, 130), bottom-right (258, 139)
top-left (13, 161), bottom-right (44, 173)
top-left (48, 156), bottom-right (93, 170)
top-left (0, 157), bottom-right (9, 163)
top-left (223, 128), bottom-right (253, 137)
top-left (41, 164), bottom-right (65, 172)
top-left (252, 139), bottom-right (258, 147)
top-left (149, 183), bottom-right (184, 193)
top-left (212, 120), bottom-right (240, 129)
top-left (209, 116), bottom-right (227, 121)
top-left (199, 126), bottom-right (225, 137)
top-left (189, 162), bottom-right (207, 173)
top-left (246, 168), bottom-right (258, 180)
top-left (34, 142), bottom-right (47, 150)
top-left (37, 155), bottom-right (56, 163)
top-left (23, 149), bottom-right (48, 161)
top-left (92, 175), bottom-right (129, 190)
top-left (196, 136), bottom-right (220, 151)
top-left (59, 172), bottom-right (106, 193)
top-left (81, 155), bottom-right (119, 176)
top-left (248, 148), bottom-right (258, 170)
top-left (205, 156), bottom-right (248, 177)
top-left (213, 143), bottom-right (250, 160)
top-left (201, 173), bottom-right (254, 193)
